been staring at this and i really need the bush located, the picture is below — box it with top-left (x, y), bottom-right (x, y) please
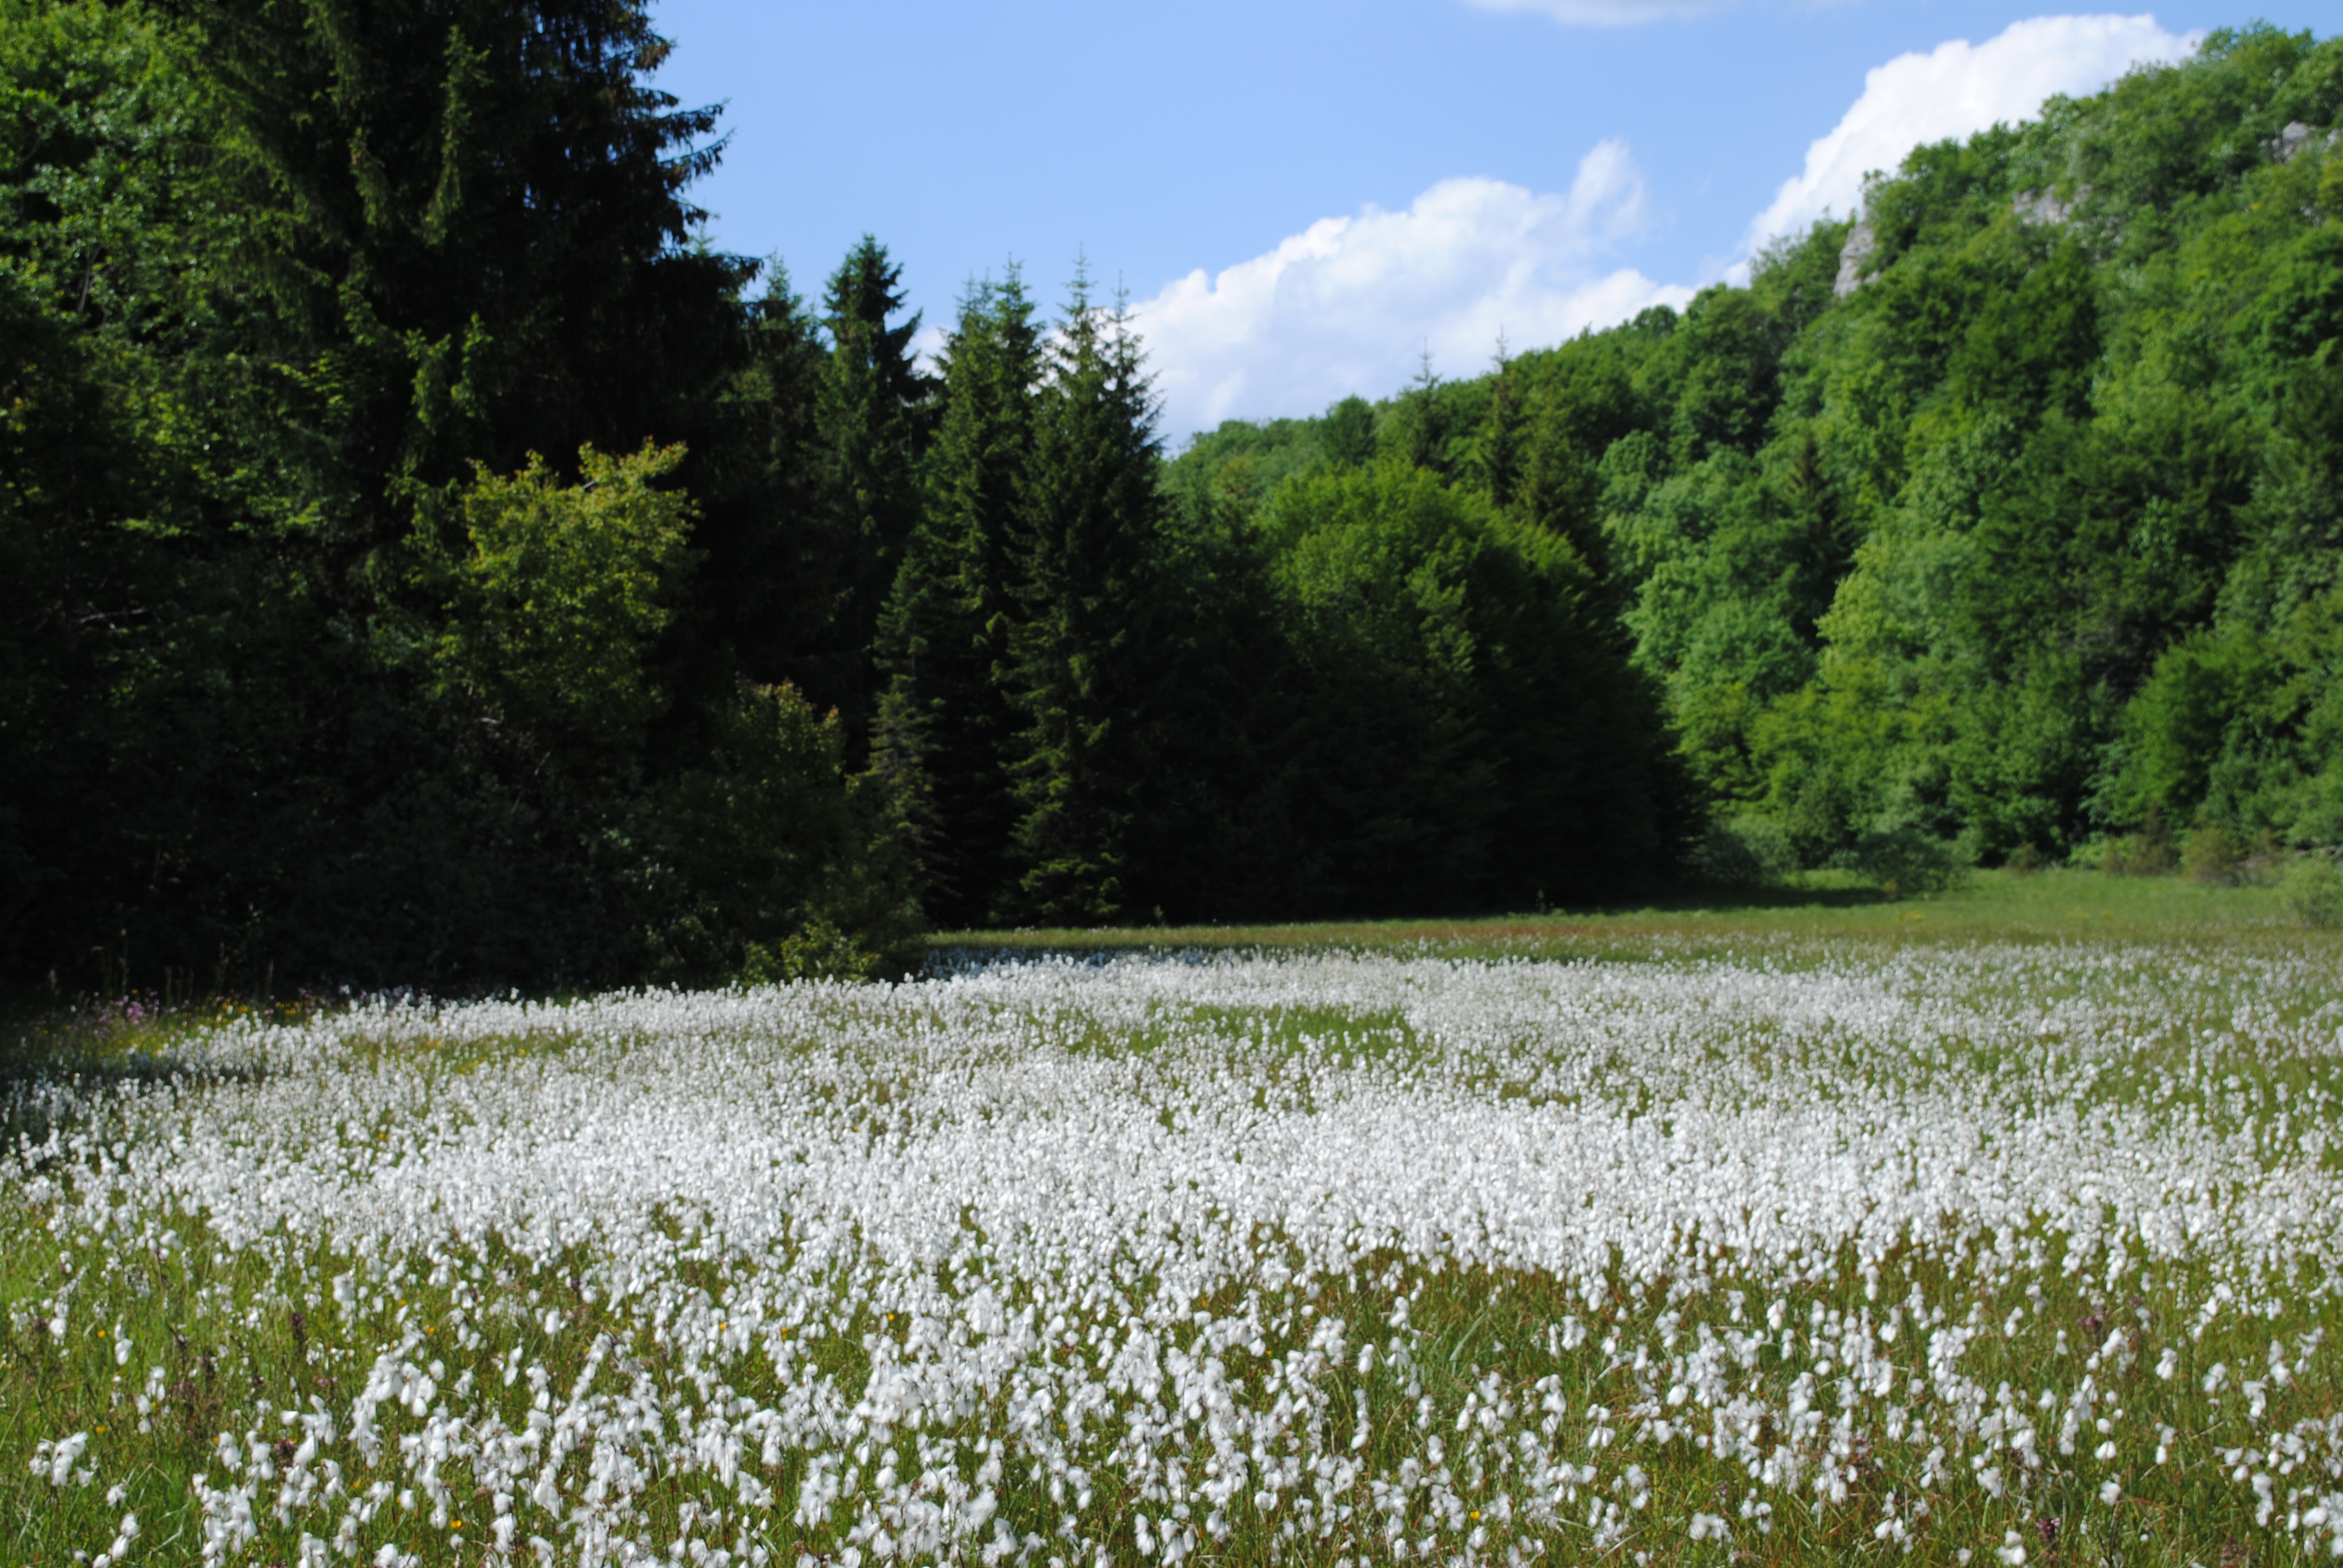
top-left (1838, 826), bottom-right (1967, 897)
top-left (2183, 821), bottom-right (2248, 886)
top-left (2005, 842), bottom-right (2048, 874)
top-left (1693, 815), bottom-right (1800, 887)
top-left (742, 918), bottom-right (889, 985)
top-left (663, 682), bottom-right (925, 984)
top-left (2104, 806), bottom-right (2179, 876)
top-left (2280, 857), bottom-right (2343, 929)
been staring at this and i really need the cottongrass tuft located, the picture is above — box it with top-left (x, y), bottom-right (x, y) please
top-left (3, 939), bottom-right (2342, 1564)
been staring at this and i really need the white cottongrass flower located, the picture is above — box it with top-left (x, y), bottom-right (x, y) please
top-left (5, 941), bottom-right (2343, 1564)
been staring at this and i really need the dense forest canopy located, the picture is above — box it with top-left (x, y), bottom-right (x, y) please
top-left (1175, 21), bottom-right (2343, 878)
top-left (2, 1), bottom-right (2338, 991)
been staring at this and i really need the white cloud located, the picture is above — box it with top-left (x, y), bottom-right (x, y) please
top-left (1132, 143), bottom-right (1692, 439)
top-left (909, 321), bottom-right (951, 381)
top-left (1741, 13), bottom-right (2199, 260)
top-left (1463, 0), bottom-right (1734, 23)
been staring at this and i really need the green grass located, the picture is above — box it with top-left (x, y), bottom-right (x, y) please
top-left (937, 867), bottom-right (2327, 961)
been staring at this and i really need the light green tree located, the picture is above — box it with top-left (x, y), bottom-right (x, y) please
top-left (428, 442), bottom-right (696, 751)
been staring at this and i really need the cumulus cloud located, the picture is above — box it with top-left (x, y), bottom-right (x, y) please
top-left (1463, 0), bottom-right (1734, 23)
top-left (1742, 13), bottom-right (2198, 258)
top-left (1133, 143), bottom-right (1691, 439)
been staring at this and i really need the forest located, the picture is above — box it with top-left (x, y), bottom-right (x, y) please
top-left (2, 0), bottom-right (2339, 991)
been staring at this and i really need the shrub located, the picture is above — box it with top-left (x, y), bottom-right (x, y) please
top-left (2105, 806), bottom-right (2178, 877)
top-left (664, 682), bottom-right (925, 984)
top-left (742, 918), bottom-right (888, 984)
top-left (2005, 842), bottom-right (2048, 875)
top-left (2280, 858), bottom-right (2343, 929)
top-left (1693, 815), bottom-right (1800, 887)
top-left (2183, 821), bottom-right (2248, 886)
top-left (1838, 827), bottom-right (1967, 897)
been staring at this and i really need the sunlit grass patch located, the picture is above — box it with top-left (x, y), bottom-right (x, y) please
top-left (940, 867), bottom-right (2333, 959)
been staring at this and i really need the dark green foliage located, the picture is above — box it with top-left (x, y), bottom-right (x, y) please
top-left (693, 268), bottom-right (829, 691)
top-left (1470, 346), bottom-right (1525, 506)
top-left (1121, 485), bottom-right (1313, 923)
top-left (0, 256), bottom-right (133, 970)
top-left (0, 0), bottom-right (913, 990)
top-left (1394, 350), bottom-right (1453, 477)
top-left (1153, 436), bottom-right (1689, 919)
top-left (24, 0), bottom-right (2339, 977)
top-left (887, 307), bottom-right (1697, 924)
top-left (1691, 815), bottom-right (1798, 888)
top-left (1159, 414), bottom-right (1331, 523)
top-left (805, 238), bottom-right (935, 757)
top-left (998, 279), bottom-right (1168, 924)
top-left (664, 683), bottom-right (924, 981)
top-left (1666, 288), bottom-right (1784, 464)
top-left (1837, 825), bottom-right (1967, 895)
top-left (877, 271), bottom-right (1041, 929)
top-left (1320, 396), bottom-right (1378, 467)
top-left (1263, 464), bottom-right (1684, 912)
top-left (177, 0), bottom-right (753, 547)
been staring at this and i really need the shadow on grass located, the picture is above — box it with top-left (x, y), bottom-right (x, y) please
top-left (0, 987), bottom-right (273, 1148)
top-left (932, 882), bottom-right (1890, 948)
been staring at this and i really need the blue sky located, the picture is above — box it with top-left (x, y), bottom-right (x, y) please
top-left (644, 2), bottom-right (2332, 439)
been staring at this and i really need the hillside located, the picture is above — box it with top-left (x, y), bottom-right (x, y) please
top-left (1168, 22), bottom-right (2343, 873)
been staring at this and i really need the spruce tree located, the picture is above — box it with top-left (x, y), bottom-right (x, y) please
top-left (808, 236), bottom-right (934, 757)
top-left (0, 0), bottom-right (919, 988)
top-left (68, 0), bottom-right (770, 988)
top-left (998, 272), bottom-right (1166, 926)
top-left (179, 0), bottom-right (750, 563)
top-left (1510, 386), bottom-right (1613, 597)
top-left (695, 267), bottom-right (829, 689)
top-left (1398, 347), bottom-right (1448, 475)
top-left (1470, 336), bottom-right (1522, 508)
top-left (876, 270), bottom-right (1042, 928)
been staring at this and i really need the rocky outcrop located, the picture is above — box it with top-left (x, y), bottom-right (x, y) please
top-left (1833, 219), bottom-right (1878, 299)
top-left (2013, 186), bottom-right (2091, 227)
top-left (2272, 121), bottom-right (2341, 162)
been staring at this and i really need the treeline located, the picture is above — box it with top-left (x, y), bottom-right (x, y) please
top-left (1179, 24), bottom-right (2343, 880)
top-left (882, 271), bottom-right (1682, 932)
top-left (15, 4), bottom-right (2335, 995)
top-left (0, 0), bottom-right (1682, 991)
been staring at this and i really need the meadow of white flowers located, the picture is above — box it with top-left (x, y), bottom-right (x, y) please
top-left (5, 941), bottom-right (2343, 1567)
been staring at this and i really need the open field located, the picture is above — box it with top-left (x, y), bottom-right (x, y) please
top-left (7, 892), bottom-right (2343, 1566)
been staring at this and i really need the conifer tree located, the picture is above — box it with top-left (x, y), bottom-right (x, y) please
top-left (876, 270), bottom-right (1042, 928)
top-left (1510, 387), bottom-right (1612, 596)
top-left (998, 272), bottom-right (1167, 925)
top-left (1471, 336), bottom-right (1522, 508)
top-left (810, 237), bottom-right (935, 756)
top-left (1398, 347), bottom-right (1448, 475)
top-left (0, 0), bottom-right (922, 988)
top-left (179, 0), bottom-right (749, 563)
top-left (690, 266), bottom-right (828, 690)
